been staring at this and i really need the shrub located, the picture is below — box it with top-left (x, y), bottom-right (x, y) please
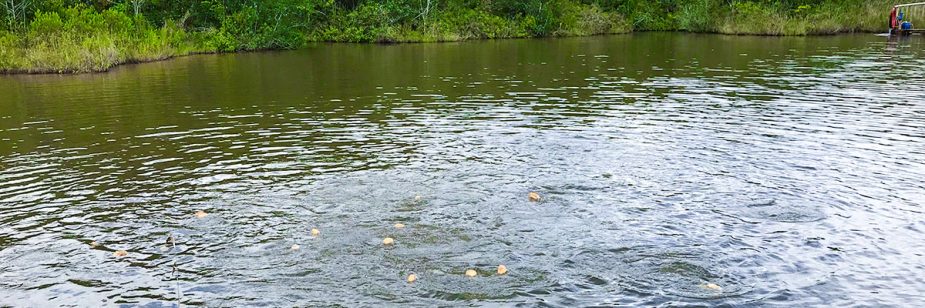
top-left (719, 1), bottom-right (787, 35)
top-left (675, 0), bottom-right (718, 32)
top-left (28, 11), bottom-right (64, 37)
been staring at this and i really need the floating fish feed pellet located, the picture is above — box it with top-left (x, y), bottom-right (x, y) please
top-left (497, 264), bottom-right (508, 275)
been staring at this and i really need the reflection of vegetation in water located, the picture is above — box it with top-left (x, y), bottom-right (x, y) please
top-left (0, 0), bottom-right (894, 73)
top-left (396, 223), bottom-right (472, 247)
top-left (444, 292), bottom-right (504, 301)
top-left (740, 198), bottom-right (826, 223)
top-left (626, 258), bottom-right (736, 298)
top-left (658, 261), bottom-right (716, 280)
top-left (396, 196), bottom-right (428, 212)
top-left (564, 247), bottom-right (747, 298)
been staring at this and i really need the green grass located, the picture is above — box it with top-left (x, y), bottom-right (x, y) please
top-left (0, 8), bottom-right (207, 73)
top-left (715, 0), bottom-right (891, 35)
top-left (0, 29), bottom-right (187, 73)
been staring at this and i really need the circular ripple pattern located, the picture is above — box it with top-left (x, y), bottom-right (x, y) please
top-left (1, 33), bottom-right (924, 306)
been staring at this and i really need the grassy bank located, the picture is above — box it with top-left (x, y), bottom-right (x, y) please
top-left (1, 0), bottom-right (894, 73)
top-left (0, 8), bottom-right (201, 73)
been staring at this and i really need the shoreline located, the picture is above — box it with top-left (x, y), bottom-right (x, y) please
top-left (0, 30), bottom-right (887, 76)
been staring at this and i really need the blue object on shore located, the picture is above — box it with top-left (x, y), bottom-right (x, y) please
top-left (902, 21), bottom-right (912, 30)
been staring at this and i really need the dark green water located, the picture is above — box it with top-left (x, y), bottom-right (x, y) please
top-left (1, 33), bottom-right (924, 306)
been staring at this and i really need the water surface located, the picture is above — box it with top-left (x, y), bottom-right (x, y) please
top-left (1, 33), bottom-right (924, 306)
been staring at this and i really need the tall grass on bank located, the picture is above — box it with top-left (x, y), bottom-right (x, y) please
top-left (0, 7), bottom-right (203, 73)
top-left (716, 0), bottom-right (891, 35)
top-left (618, 0), bottom-right (892, 35)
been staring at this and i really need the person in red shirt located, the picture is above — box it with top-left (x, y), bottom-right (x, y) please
top-left (890, 7), bottom-right (898, 33)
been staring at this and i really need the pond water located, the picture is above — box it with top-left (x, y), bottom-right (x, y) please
top-left (1, 33), bottom-right (924, 306)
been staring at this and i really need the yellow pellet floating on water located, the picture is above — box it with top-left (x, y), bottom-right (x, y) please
top-left (703, 283), bottom-right (722, 291)
top-left (113, 250), bottom-right (128, 257)
top-left (414, 195), bottom-right (422, 202)
top-left (90, 241), bottom-right (100, 248)
top-left (528, 192), bottom-right (541, 202)
top-left (383, 237), bottom-right (395, 245)
top-left (291, 244), bottom-right (300, 251)
top-left (311, 228), bottom-right (320, 236)
top-left (465, 269), bottom-right (477, 277)
top-left (194, 210), bottom-right (208, 218)
top-left (394, 223), bottom-right (405, 229)
top-left (407, 274), bottom-right (417, 283)
top-left (497, 264), bottom-right (508, 275)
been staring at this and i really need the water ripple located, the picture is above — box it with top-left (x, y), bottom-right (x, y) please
top-left (0, 33), bottom-right (924, 306)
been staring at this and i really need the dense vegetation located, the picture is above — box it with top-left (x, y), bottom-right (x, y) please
top-left (1, 0), bottom-right (893, 73)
